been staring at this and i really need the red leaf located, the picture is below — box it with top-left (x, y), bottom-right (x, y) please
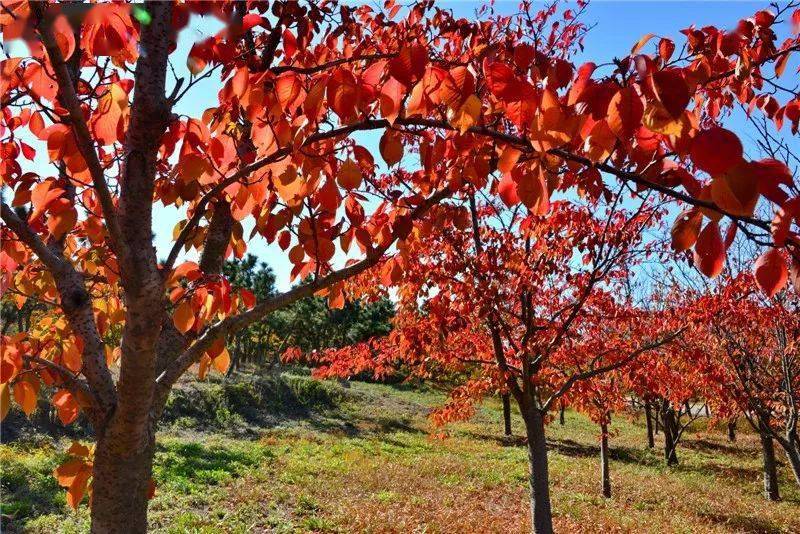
top-left (388, 45), bottom-right (427, 87)
top-left (754, 249), bottom-right (788, 297)
top-left (693, 221), bottom-right (725, 277)
top-left (497, 173), bottom-right (520, 207)
top-left (690, 127), bottom-right (743, 176)
top-left (607, 87), bottom-right (644, 140)
top-left (650, 69), bottom-right (689, 118)
top-left (670, 208), bottom-right (702, 252)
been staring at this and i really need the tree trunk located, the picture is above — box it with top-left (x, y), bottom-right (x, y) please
top-left (90, 432), bottom-right (156, 533)
top-left (522, 404), bottom-right (554, 534)
top-left (782, 439), bottom-right (800, 488)
top-left (600, 421), bottom-right (611, 498)
top-left (644, 400), bottom-right (654, 449)
top-left (502, 393), bottom-right (512, 436)
top-left (558, 402), bottom-right (565, 425)
top-left (654, 402), bottom-right (661, 434)
top-left (758, 426), bottom-right (780, 501)
top-left (661, 402), bottom-right (678, 466)
top-left (727, 419), bottom-right (737, 442)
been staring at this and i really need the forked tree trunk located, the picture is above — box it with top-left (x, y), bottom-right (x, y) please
top-left (644, 400), bottom-right (654, 449)
top-left (661, 402), bottom-right (678, 466)
top-left (90, 432), bottom-right (156, 533)
top-left (758, 426), bottom-right (780, 501)
top-left (521, 403), bottom-right (554, 534)
top-left (600, 421), bottom-right (611, 498)
top-left (502, 393), bottom-right (512, 436)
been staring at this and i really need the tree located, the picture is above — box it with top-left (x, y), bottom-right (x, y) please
top-left (566, 369), bottom-right (629, 498)
top-left (1, 1), bottom-right (799, 532)
top-left (310, 190), bottom-right (685, 533)
top-left (222, 254), bottom-right (279, 372)
top-left (693, 272), bottom-right (800, 494)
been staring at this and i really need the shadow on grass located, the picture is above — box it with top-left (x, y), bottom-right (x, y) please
top-left (460, 431), bottom-right (528, 448)
top-left (674, 461), bottom-right (760, 482)
top-left (681, 438), bottom-right (755, 458)
top-left (699, 511), bottom-right (785, 534)
top-left (1, 466), bottom-right (64, 531)
top-left (547, 438), bottom-right (663, 468)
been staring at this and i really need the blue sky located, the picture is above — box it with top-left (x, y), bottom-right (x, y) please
top-left (211, 1), bottom-right (789, 290)
top-left (5, 2), bottom-right (796, 291)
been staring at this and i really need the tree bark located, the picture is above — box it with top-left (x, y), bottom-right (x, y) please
top-left (661, 402), bottom-right (678, 466)
top-left (90, 433), bottom-right (156, 533)
top-left (600, 421), bottom-right (611, 498)
top-left (782, 439), bottom-right (800, 488)
top-left (558, 402), bottom-right (565, 425)
top-left (758, 426), bottom-right (780, 501)
top-left (644, 400), bottom-right (654, 449)
top-left (521, 404), bottom-right (554, 534)
top-left (654, 401), bottom-right (661, 434)
top-left (727, 419), bottom-right (737, 442)
top-left (502, 393), bottom-right (512, 436)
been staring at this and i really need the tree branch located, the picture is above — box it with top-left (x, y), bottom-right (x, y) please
top-left (153, 186), bottom-right (452, 399)
top-left (33, 5), bottom-right (125, 257)
top-left (541, 327), bottom-right (686, 412)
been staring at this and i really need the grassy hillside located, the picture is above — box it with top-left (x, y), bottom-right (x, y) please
top-left (3, 371), bottom-right (799, 533)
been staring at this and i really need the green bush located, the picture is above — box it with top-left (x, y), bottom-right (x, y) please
top-left (160, 371), bottom-right (346, 432)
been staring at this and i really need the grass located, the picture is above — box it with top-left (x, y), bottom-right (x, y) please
top-left (3, 374), bottom-right (799, 533)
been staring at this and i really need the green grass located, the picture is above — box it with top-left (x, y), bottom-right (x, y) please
top-left (3, 376), bottom-right (799, 533)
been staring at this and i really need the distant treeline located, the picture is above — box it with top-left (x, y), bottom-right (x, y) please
top-left (222, 254), bottom-right (394, 374)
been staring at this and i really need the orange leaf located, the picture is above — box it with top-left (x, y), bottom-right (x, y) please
top-left (173, 301), bottom-right (195, 334)
top-left (52, 389), bottom-right (79, 425)
top-left (710, 161), bottom-right (758, 217)
top-left (337, 159), bottom-right (362, 190)
top-left (66, 469), bottom-right (91, 509)
top-left (0, 384), bottom-right (9, 421)
top-left (497, 146), bottom-right (522, 174)
top-left (46, 200), bottom-right (78, 239)
top-left (450, 94), bottom-right (480, 134)
top-left (13, 380), bottom-right (37, 416)
top-left (497, 173), bottom-right (520, 207)
top-left (54, 458), bottom-right (86, 487)
top-left (212, 347), bottom-right (231, 374)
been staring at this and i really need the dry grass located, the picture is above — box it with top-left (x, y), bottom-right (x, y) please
top-left (6, 378), bottom-right (800, 533)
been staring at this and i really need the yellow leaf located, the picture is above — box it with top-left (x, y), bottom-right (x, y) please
top-left (451, 94), bottom-right (481, 134)
top-left (631, 33), bottom-right (656, 54)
